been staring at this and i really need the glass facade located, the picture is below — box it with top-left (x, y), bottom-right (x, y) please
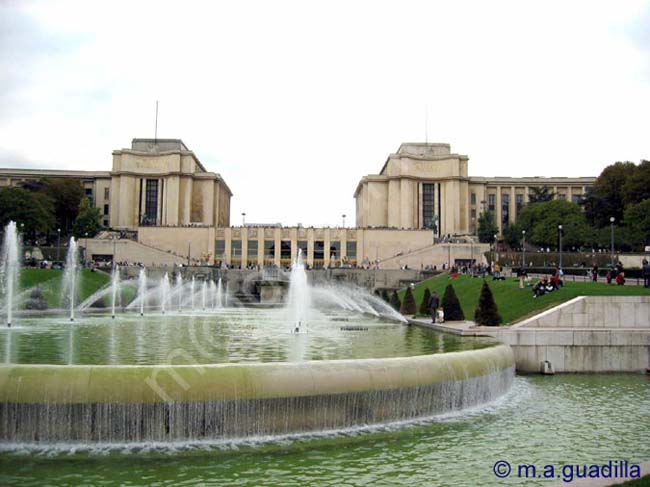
top-left (501, 194), bottom-right (510, 228)
top-left (247, 240), bottom-right (258, 258)
top-left (422, 183), bottom-right (435, 229)
top-left (516, 194), bottom-right (524, 216)
top-left (264, 240), bottom-right (275, 258)
top-left (144, 179), bottom-right (158, 225)
top-left (231, 240), bottom-right (241, 258)
top-left (346, 241), bottom-right (357, 260)
top-left (488, 194), bottom-right (496, 213)
top-left (215, 240), bottom-right (226, 261)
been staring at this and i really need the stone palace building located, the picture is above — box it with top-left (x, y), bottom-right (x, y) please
top-left (0, 139), bottom-right (595, 268)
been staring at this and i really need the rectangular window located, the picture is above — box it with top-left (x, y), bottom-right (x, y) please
top-left (471, 209), bottom-right (476, 219)
top-left (329, 241), bottom-right (340, 259)
top-left (470, 192), bottom-right (476, 205)
top-left (346, 241), bottom-right (357, 259)
top-left (103, 219), bottom-right (109, 227)
top-left (144, 179), bottom-right (159, 225)
top-left (297, 240), bottom-right (308, 258)
top-left (572, 194), bottom-right (582, 204)
top-left (247, 240), bottom-right (258, 258)
top-left (104, 188), bottom-right (110, 200)
top-left (280, 241), bottom-right (291, 260)
top-left (422, 183), bottom-right (435, 229)
top-left (501, 194), bottom-right (510, 228)
top-left (516, 194), bottom-right (524, 216)
top-left (264, 240), bottom-right (275, 258)
top-left (488, 194), bottom-right (496, 212)
top-left (231, 240), bottom-right (242, 258)
top-left (314, 240), bottom-right (324, 260)
top-left (84, 187), bottom-right (94, 206)
top-left (558, 193), bottom-right (566, 200)
top-left (103, 204), bottom-right (109, 216)
top-left (215, 240), bottom-right (225, 259)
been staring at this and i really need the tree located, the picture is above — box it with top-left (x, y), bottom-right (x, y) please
top-left (0, 186), bottom-right (54, 239)
top-left (40, 178), bottom-right (85, 232)
top-left (419, 288), bottom-right (431, 316)
top-left (477, 211), bottom-right (498, 244)
top-left (390, 291), bottom-right (401, 312)
top-left (474, 281), bottom-right (501, 326)
top-left (528, 186), bottom-right (554, 204)
top-left (72, 197), bottom-right (102, 239)
top-left (624, 199), bottom-right (650, 247)
top-left (622, 160), bottom-right (650, 207)
top-left (442, 284), bottom-right (464, 321)
top-left (517, 199), bottom-right (590, 248)
top-left (588, 161), bottom-right (636, 226)
top-left (503, 223), bottom-right (522, 249)
top-left (400, 287), bottom-right (417, 315)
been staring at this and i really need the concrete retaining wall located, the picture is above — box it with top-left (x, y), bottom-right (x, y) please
top-left (495, 296), bottom-right (650, 373)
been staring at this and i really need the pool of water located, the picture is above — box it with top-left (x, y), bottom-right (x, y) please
top-left (0, 374), bottom-right (647, 486)
top-left (0, 308), bottom-right (496, 365)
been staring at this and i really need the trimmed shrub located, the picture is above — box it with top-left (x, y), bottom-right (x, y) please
top-left (419, 288), bottom-right (432, 316)
top-left (442, 284), bottom-right (464, 321)
top-left (381, 289), bottom-right (390, 303)
top-left (390, 291), bottom-right (401, 311)
top-left (474, 280), bottom-right (502, 326)
top-left (400, 287), bottom-right (417, 315)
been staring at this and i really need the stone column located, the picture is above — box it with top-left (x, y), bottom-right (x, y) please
top-left (241, 227), bottom-right (248, 269)
top-left (307, 228), bottom-right (314, 268)
top-left (324, 228), bottom-right (331, 267)
top-left (496, 186), bottom-right (502, 235)
top-left (510, 186), bottom-right (516, 224)
top-left (274, 228), bottom-right (281, 267)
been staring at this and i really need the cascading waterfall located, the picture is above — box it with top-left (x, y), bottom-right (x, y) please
top-left (176, 274), bottom-right (183, 312)
top-left (160, 273), bottom-right (170, 314)
top-left (1, 221), bottom-right (20, 327)
top-left (61, 237), bottom-right (79, 322)
top-left (216, 278), bottom-right (223, 308)
top-left (286, 249), bottom-right (311, 333)
top-left (110, 265), bottom-right (120, 319)
top-left (138, 268), bottom-right (147, 316)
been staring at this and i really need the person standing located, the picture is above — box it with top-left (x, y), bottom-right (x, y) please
top-left (428, 291), bottom-right (440, 323)
top-left (642, 259), bottom-right (650, 288)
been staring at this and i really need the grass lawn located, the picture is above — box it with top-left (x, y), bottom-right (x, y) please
top-left (398, 273), bottom-right (650, 325)
top-left (620, 475), bottom-right (650, 486)
top-left (20, 268), bottom-right (110, 308)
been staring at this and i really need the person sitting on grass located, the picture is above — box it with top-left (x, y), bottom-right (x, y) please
top-left (533, 278), bottom-right (547, 298)
top-left (550, 274), bottom-right (562, 290)
top-left (616, 272), bottom-right (625, 286)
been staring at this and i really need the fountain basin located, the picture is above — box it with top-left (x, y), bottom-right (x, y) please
top-left (0, 344), bottom-right (514, 442)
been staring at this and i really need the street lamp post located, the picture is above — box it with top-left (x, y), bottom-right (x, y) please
top-left (610, 217), bottom-right (615, 267)
top-left (493, 233), bottom-right (498, 267)
top-left (558, 224), bottom-right (563, 270)
top-left (521, 230), bottom-right (526, 269)
top-left (342, 214), bottom-right (346, 228)
top-left (242, 212), bottom-right (246, 226)
top-left (84, 232), bottom-right (88, 264)
top-left (57, 228), bottom-right (61, 262)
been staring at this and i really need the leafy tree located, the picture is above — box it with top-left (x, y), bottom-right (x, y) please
top-left (390, 291), bottom-right (401, 311)
top-left (477, 211), bottom-right (498, 243)
top-left (588, 161), bottom-right (636, 226)
top-left (624, 199), bottom-right (650, 247)
top-left (474, 281), bottom-right (501, 326)
top-left (528, 185), bottom-right (555, 204)
top-left (40, 178), bottom-right (85, 232)
top-left (72, 197), bottom-right (102, 239)
top-left (419, 288), bottom-right (431, 316)
top-left (517, 199), bottom-right (590, 248)
top-left (622, 160), bottom-right (650, 207)
top-left (442, 284), bottom-right (464, 321)
top-left (400, 287), bottom-right (417, 315)
top-left (0, 186), bottom-right (54, 239)
top-left (503, 223), bottom-right (522, 249)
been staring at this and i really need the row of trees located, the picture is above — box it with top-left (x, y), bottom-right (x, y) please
top-left (389, 281), bottom-right (502, 326)
top-left (477, 160), bottom-right (650, 251)
top-left (0, 179), bottom-right (102, 244)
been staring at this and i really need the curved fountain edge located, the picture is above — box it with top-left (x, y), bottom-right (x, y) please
top-left (0, 344), bottom-right (514, 404)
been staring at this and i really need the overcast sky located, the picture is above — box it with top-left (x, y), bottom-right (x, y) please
top-left (1, 0), bottom-right (649, 226)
